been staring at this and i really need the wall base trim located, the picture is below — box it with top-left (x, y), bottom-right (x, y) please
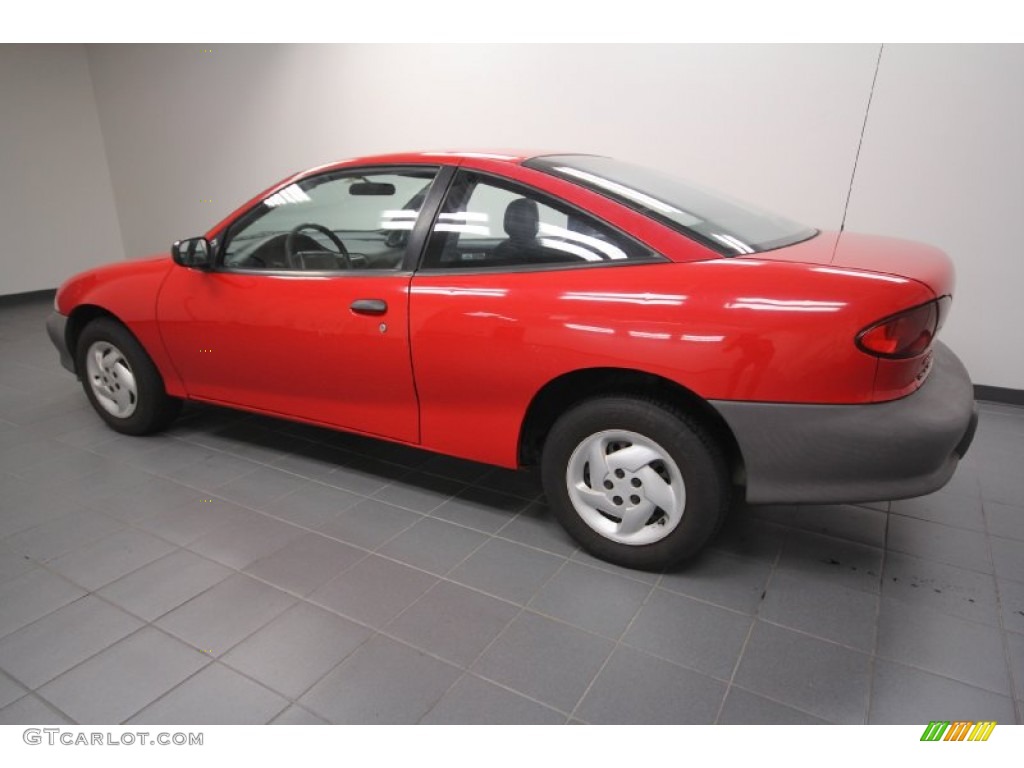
top-left (0, 288), bottom-right (56, 307)
top-left (974, 385), bottom-right (1024, 407)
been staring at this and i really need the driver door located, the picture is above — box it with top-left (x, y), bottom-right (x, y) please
top-left (156, 166), bottom-right (442, 444)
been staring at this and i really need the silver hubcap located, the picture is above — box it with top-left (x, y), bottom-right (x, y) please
top-left (85, 341), bottom-right (138, 418)
top-left (566, 429), bottom-right (686, 546)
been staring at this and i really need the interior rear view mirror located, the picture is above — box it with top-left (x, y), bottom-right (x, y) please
top-left (349, 181), bottom-right (396, 196)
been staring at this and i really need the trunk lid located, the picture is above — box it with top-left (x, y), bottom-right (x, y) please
top-left (754, 230), bottom-right (954, 298)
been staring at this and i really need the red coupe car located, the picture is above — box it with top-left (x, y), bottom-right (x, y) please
top-left (47, 151), bottom-right (977, 569)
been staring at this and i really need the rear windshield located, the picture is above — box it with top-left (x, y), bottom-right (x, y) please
top-left (525, 155), bottom-right (817, 255)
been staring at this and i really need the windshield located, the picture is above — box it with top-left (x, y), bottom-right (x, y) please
top-left (524, 155), bottom-right (817, 255)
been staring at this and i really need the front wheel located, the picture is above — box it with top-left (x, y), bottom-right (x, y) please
top-left (76, 318), bottom-right (181, 436)
top-left (541, 397), bottom-right (729, 570)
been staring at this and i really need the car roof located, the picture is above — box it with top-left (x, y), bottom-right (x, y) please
top-left (304, 149), bottom-right (581, 174)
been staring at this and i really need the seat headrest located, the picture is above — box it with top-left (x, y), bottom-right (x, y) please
top-left (568, 215), bottom-right (600, 239)
top-left (504, 198), bottom-right (539, 242)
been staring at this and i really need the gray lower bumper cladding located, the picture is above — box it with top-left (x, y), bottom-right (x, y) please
top-left (712, 342), bottom-right (977, 504)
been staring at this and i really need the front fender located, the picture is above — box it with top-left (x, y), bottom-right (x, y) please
top-left (56, 256), bottom-right (186, 397)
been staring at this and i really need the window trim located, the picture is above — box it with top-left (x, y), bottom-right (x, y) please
top-left (414, 168), bottom-right (669, 274)
top-left (212, 164), bottom-right (452, 277)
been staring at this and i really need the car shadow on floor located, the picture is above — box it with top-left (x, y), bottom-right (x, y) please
top-left (165, 401), bottom-right (893, 579)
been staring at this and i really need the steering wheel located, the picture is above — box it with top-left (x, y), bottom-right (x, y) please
top-left (385, 228), bottom-right (409, 249)
top-left (285, 223), bottom-right (350, 269)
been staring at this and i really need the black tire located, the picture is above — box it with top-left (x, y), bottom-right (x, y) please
top-left (75, 317), bottom-right (182, 436)
top-left (541, 397), bottom-right (729, 570)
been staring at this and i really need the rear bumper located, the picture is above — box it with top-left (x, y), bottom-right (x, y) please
top-left (46, 311), bottom-right (75, 375)
top-left (711, 342), bottom-right (977, 504)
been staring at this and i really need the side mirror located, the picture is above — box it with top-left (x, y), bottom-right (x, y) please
top-left (171, 237), bottom-right (212, 269)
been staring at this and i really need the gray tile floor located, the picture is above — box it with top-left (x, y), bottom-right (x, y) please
top-left (0, 295), bottom-right (1022, 724)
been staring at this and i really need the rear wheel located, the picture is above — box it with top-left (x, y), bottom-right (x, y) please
top-left (76, 318), bottom-right (181, 435)
top-left (541, 397), bottom-right (729, 570)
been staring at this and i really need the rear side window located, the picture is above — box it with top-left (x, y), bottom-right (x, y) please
top-left (525, 155), bottom-right (818, 255)
top-left (421, 171), bottom-right (662, 270)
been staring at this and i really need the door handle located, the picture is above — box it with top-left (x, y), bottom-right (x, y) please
top-left (350, 298), bottom-right (388, 316)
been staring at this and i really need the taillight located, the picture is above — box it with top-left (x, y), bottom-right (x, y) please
top-left (857, 299), bottom-right (941, 359)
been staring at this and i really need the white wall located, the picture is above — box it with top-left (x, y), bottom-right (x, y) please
top-left (86, 44), bottom-right (878, 258)
top-left (845, 44), bottom-right (1024, 391)
top-left (5, 44), bottom-right (1023, 389)
top-left (0, 44), bottom-right (123, 295)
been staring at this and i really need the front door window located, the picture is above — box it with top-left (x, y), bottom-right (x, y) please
top-left (221, 168), bottom-right (439, 271)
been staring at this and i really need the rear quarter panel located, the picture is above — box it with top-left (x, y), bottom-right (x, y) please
top-left (409, 259), bottom-right (936, 467)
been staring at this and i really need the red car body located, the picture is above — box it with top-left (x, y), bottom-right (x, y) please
top-left (47, 151), bottom-right (978, 567)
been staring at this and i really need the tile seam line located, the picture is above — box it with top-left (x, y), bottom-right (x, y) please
top-left (714, 534), bottom-right (784, 724)
top-left (865, 497), bottom-right (890, 723)
top-left (413, 555), bottom-right (576, 725)
top-left (983, 494), bottom-right (1024, 723)
top-left (565, 570), bottom-right (665, 724)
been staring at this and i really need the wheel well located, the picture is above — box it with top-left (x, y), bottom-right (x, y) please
top-left (518, 368), bottom-right (746, 485)
top-left (65, 305), bottom-right (123, 371)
